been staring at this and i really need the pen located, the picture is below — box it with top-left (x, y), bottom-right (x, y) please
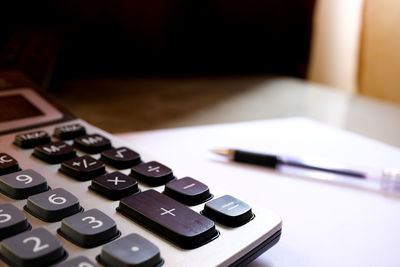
top-left (212, 149), bottom-right (366, 178)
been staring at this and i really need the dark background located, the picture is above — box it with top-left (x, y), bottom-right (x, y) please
top-left (0, 0), bottom-right (315, 90)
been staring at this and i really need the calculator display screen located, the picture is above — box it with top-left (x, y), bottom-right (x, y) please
top-left (0, 95), bottom-right (44, 122)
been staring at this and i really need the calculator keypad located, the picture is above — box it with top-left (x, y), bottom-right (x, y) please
top-left (0, 169), bottom-right (49, 199)
top-left (0, 204), bottom-right (30, 240)
top-left (90, 171), bottom-right (139, 200)
top-left (0, 227), bottom-right (66, 267)
top-left (58, 209), bottom-right (120, 248)
top-left (101, 147), bottom-right (141, 169)
top-left (0, 153), bottom-right (20, 176)
top-left (59, 155), bottom-right (106, 181)
top-left (98, 233), bottom-right (162, 267)
top-left (74, 134), bottom-right (112, 154)
top-left (130, 161), bottom-right (174, 186)
top-left (25, 188), bottom-right (82, 222)
top-left (33, 141), bottom-right (77, 164)
top-left (14, 130), bottom-right (51, 149)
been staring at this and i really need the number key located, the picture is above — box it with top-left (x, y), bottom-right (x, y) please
top-left (0, 169), bottom-right (49, 199)
top-left (0, 227), bottom-right (66, 266)
top-left (55, 256), bottom-right (96, 267)
top-left (0, 204), bottom-right (30, 240)
top-left (24, 188), bottom-right (82, 222)
top-left (58, 209), bottom-right (120, 248)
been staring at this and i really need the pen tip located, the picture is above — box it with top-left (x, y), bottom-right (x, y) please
top-left (211, 148), bottom-right (234, 157)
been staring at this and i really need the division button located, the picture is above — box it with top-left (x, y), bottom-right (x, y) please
top-left (14, 130), bottom-right (51, 149)
top-left (164, 177), bottom-right (212, 206)
top-left (98, 233), bottom-right (163, 267)
top-left (202, 195), bottom-right (254, 227)
top-left (32, 141), bottom-right (76, 164)
top-left (101, 147), bottom-right (141, 169)
top-left (55, 256), bottom-right (96, 267)
top-left (58, 209), bottom-right (120, 248)
top-left (130, 161), bottom-right (174, 186)
top-left (0, 153), bottom-right (20, 176)
top-left (0, 203), bottom-right (30, 240)
top-left (0, 227), bottom-right (66, 267)
top-left (0, 169), bottom-right (49, 199)
top-left (53, 124), bottom-right (86, 140)
top-left (90, 171), bottom-right (139, 200)
top-left (24, 188), bottom-right (82, 222)
top-left (59, 155), bottom-right (106, 181)
top-left (118, 189), bottom-right (218, 249)
top-left (74, 134), bottom-right (112, 154)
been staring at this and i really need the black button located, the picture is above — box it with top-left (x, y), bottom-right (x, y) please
top-left (130, 161), bottom-right (174, 186)
top-left (0, 227), bottom-right (67, 267)
top-left (0, 153), bottom-right (20, 176)
top-left (59, 155), bottom-right (106, 181)
top-left (202, 195), bottom-right (254, 227)
top-left (90, 171), bottom-right (139, 200)
top-left (0, 204), bottom-right (30, 240)
top-left (14, 131), bottom-right (51, 149)
top-left (0, 169), bottom-right (49, 199)
top-left (24, 188), bottom-right (82, 222)
top-left (98, 233), bottom-right (163, 267)
top-left (74, 134), bottom-right (112, 154)
top-left (55, 256), bottom-right (96, 267)
top-left (32, 141), bottom-right (76, 164)
top-left (164, 177), bottom-right (212, 206)
top-left (101, 147), bottom-right (141, 169)
top-left (53, 124), bottom-right (86, 140)
top-left (118, 189), bottom-right (218, 249)
top-left (58, 208), bottom-right (120, 248)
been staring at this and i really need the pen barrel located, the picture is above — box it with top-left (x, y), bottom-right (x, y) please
top-left (234, 150), bottom-right (279, 168)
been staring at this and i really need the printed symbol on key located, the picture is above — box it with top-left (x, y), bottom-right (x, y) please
top-left (114, 149), bottom-right (127, 158)
top-left (183, 183), bottom-right (196, 190)
top-left (81, 136), bottom-right (103, 145)
top-left (0, 155), bottom-right (12, 164)
top-left (43, 144), bottom-right (67, 153)
top-left (160, 208), bottom-right (176, 217)
top-left (221, 201), bottom-right (240, 211)
top-left (106, 176), bottom-right (126, 185)
top-left (72, 158), bottom-right (97, 169)
top-left (147, 166), bottom-right (160, 173)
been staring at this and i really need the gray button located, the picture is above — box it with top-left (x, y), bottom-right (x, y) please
top-left (25, 188), bottom-right (82, 222)
top-left (0, 169), bottom-right (48, 199)
top-left (59, 209), bottom-right (119, 248)
top-left (0, 227), bottom-right (66, 267)
top-left (99, 233), bottom-right (162, 267)
top-left (55, 256), bottom-right (96, 267)
top-left (0, 203), bottom-right (30, 240)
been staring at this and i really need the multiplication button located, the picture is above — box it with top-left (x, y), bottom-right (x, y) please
top-left (0, 169), bottom-right (49, 199)
top-left (202, 195), bottom-right (254, 227)
top-left (25, 188), bottom-right (82, 222)
top-left (130, 161), bottom-right (174, 186)
top-left (90, 172), bottom-right (139, 200)
top-left (101, 147), bottom-right (141, 169)
top-left (33, 141), bottom-right (76, 164)
top-left (0, 227), bottom-right (67, 267)
top-left (58, 209), bottom-right (120, 248)
top-left (0, 204), bottom-right (30, 240)
top-left (59, 155), bottom-right (106, 181)
top-left (98, 233), bottom-right (163, 267)
top-left (54, 124), bottom-right (86, 140)
top-left (14, 130), bottom-right (51, 149)
top-left (0, 153), bottom-right (20, 176)
top-left (74, 134), bottom-right (112, 154)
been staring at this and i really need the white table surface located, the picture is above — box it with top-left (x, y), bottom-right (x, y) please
top-left (116, 117), bottom-right (400, 267)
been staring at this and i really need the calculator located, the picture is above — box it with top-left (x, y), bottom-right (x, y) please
top-left (0, 87), bottom-right (282, 266)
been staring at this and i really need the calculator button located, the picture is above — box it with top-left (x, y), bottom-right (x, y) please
top-left (59, 155), bottom-right (106, 181)
top-left (0, 227), bottom-right (66, 267)
top-left (14, 130), bottom-right (51, 149)
top-left (130, 161), bottom-right (174, 186)
top-left (0, 153), bottom-right (20, 176)
top-left (58, 209), bottom-right (120, 248)
top-left (101, 147), bottom-right (141, 169)
top-left (33, 141), bottom-right (77, 164)
top-left (25, 188), bottom-right (82, 222)
top-left (118, 189), bottom-right (218, 249)
top-left (74, 134), bottom-right (112, 154)
top-left (0, 169), bottom-right (49, 199)
top-left (98, 233), bottom-right (162, 267)
top-left (202, 195), bottom-right (254, 227)
top-left (90, 171), bottom-right (139, 200)
top-left (164, 177), bottom-right (212, 206)
top-left (55, 256), bottom-right (96, 267)
top-left (54, 124), bottom-right (86, 140)
top-left (0, 204), bottom-right (30, 240)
